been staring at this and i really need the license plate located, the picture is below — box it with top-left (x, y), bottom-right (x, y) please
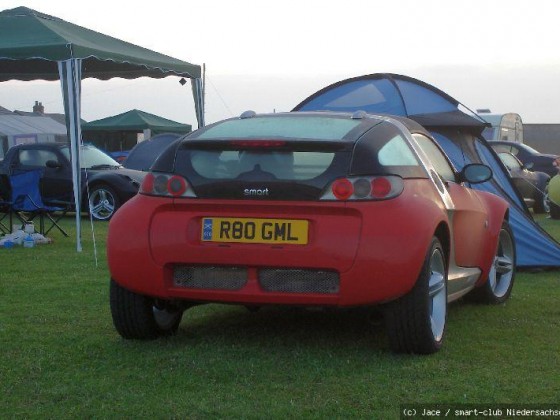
top-left (201, 217), bottom-right (308, 245)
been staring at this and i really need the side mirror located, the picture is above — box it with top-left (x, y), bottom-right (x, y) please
top-left (45, 159), bottom-right (62, 169)
top-left (459, 163), bottom-right (493, 184)
top-left (524, 161), bottom-right (534, 171)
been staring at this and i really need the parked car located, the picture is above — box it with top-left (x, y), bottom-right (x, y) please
top-left (489, 141), bottom-right (559, 177)
top-left (108, 112), bottom-right (514, 354)
top-left (548, 175), bottom-right (560, 219)
top-left (109, 150), bottom-right (130, 163)
top-left (497, 152), bottom-right (550, 213)
top-left (0, 143), bottom-right (146, 220)
top-left (123, 133), bottom-right (181, 171)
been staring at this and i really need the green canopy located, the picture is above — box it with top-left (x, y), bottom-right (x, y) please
top-left (0, 6), bottom-right (201, 81)
top-left (0, 6), bottom-right (204, 252)
top-left (83, 109), bottom-right (192, 134)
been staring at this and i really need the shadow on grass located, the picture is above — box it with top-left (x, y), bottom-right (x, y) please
top-left (111, 305), bottom-right (392, 360)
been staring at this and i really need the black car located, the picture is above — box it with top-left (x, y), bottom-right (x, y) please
top-left (123, 133), bottom-right (181, 171)
top-left (0, 143), bottom-right (146, 220)
top-left (489, 141), bottom-right (559, 177)
top-left (497, 151), bottom-right (550, 213)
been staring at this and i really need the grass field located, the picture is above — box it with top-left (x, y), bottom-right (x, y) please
top-left (1, 215), bottom-right (559, 418)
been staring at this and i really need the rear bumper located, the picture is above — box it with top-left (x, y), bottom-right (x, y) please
top-left (108, 192), bottom-right (441, 307)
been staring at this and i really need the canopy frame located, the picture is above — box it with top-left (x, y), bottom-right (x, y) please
top-left (0, 6), bottom-right (204, 251)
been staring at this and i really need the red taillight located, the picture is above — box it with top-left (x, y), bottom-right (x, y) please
top-left (140, 173), bottom-right (194, 197)
top-left (322, 176), bottom-right (404, 201)
top-left (140, 173), bottom-right (154, 194)
top-left (332, 178), bottom-right (354, 200)
top-left (168, 175), bottom-right (187, 196)
top-left (371, 177), bottom-right (392, 198)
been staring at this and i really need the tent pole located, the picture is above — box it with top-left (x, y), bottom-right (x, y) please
top-left (58, 58), bottom-right (83, 252)
top-left (203, 63), bottom-right (206, 124)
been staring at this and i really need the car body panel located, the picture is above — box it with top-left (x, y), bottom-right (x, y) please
top-left (109, 180), bottom-right (445, 306)
top-left (108, 112), bottom-right (510, 311)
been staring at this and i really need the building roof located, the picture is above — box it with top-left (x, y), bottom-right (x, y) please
top-left (13, 110), bottom-right (72, 125)
top-left (0, 114), bottom-right (67, 136)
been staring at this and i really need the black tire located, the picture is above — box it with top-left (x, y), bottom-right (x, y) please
top-left (384, 237), bottom-right (447, 354)
top-left (550, 201), bottom-right (560, 219)
top-left (469, 221), bottom-right (515, 304)
top-left (89, 184), bottom-right (120, 221)
top-left (110, 279), bottom-right (183, 339)
top-left (532, 189), bottom-right (546, 214)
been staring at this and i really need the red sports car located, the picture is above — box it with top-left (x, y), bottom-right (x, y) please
top-left (108, 111), bottom-right (515, 354)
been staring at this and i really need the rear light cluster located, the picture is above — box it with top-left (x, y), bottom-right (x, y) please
top-left (140, 172), bottom-right (196, 197)
top-left (321, 176), bottom-right (404, 201)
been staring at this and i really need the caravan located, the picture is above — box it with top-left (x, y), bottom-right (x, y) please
top-left (477, 111), bottom-right (523, 143)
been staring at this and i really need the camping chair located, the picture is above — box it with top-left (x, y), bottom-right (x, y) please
top-left (9, 169), bottom-right (70, 237)
top-left (0, 174), bottom-right (12, 234)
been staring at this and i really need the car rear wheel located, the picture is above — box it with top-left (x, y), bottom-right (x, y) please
top-left (551, 202), bottom-right (560, 219)
top-left (384, 237), bottom-right (447, 354)
top-left (110, 279), bottom-right (183, 339)
top-left (470, 221), bottom-right (515, 304)
top-left (89, 185), bottom-right (120, 221)
top-left (533, 189), bottom-right (546, 214)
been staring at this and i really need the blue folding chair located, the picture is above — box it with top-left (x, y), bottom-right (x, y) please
top-left (9, 169), bottom-right (69, 237)
top-left (0, 174), bottom-right (12, 234)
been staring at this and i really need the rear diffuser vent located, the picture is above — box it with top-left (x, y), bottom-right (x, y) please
top-left (173, 266), bottom-right (247, 290)
top-left (259, 269), bottom-right (339, 294)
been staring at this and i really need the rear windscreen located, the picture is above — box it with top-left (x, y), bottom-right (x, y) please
top-left (170, 117), bottom-right (426, 200)
top-left (190, 150), bottom-right (336, 181)
top-left (174, 143), bottom-right (350, 200)
top-left (194, 116), bottom-right (362, 140)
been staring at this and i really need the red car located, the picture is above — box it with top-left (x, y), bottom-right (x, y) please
top-left (108, 112), bottom-right (515, 354)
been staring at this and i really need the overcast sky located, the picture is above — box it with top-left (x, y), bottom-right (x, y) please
top-left (2, 0), bottom-right (560, 126)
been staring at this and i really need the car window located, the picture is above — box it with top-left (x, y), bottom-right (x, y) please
top-left (378, 135), bottom-right (419, 166)
top-left (510, 146), bottom-right (520, 156)
top-left (498, 152), bottom-right (522, 171)
top-left (413, 134), bottom-right (456, 182)
top-left (18, 149), bottom-right (59, 167)
top-left (190, 149), bottom-right (335, 181)
top-left (194, 116), bottom-right (362, 140)
top-left (350, 122), bottom-right (424, 178)
top-left (61, 145), bottom-right (120, 169)
top-left (492, 144), bottom-right (512, 154)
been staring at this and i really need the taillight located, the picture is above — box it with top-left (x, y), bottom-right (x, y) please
top-left (140, 173), bottom-right (196, 197)
top-left (332, 178), bottom-right (354, 200)
top-left (321, 176), bottom-right (404, 201)
top-left (371, 177), bottom-right (393, 199)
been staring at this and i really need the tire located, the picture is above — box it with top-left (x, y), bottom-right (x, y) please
top-left (469, 221), bottom-right (515, 304)
top-left (532, 189), bottom-right (546, 214)
top-left (110, 279), bottom-right (183, 339)
top-left (550, 201), bottom-right (560, 220)
top-left (89, 185), bottom-right (120, 221)
top-left (384, 237), bottom-right (447, 354)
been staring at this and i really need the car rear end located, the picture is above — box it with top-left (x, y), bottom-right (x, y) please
top-left (108, 113), bottom-right (441, 308)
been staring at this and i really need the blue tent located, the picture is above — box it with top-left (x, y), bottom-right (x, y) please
top-left (293, 73), bottom-right (560, 268)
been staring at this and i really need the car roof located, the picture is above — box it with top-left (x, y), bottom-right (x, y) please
top-left (187, 111), bottom-right (432, 143)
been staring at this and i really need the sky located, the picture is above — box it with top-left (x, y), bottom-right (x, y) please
top-left (2, 0), bottom-right (560, 126)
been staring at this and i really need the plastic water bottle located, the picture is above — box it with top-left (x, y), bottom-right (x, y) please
top-left (23, 233), bottom-right (35, 248)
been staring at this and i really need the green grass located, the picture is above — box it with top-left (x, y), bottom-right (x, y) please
top-left (1, 216), bottom-right (560, 418)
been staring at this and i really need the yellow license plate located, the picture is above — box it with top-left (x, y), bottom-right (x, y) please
top-left (201, 217), bottom-right (308, 245)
